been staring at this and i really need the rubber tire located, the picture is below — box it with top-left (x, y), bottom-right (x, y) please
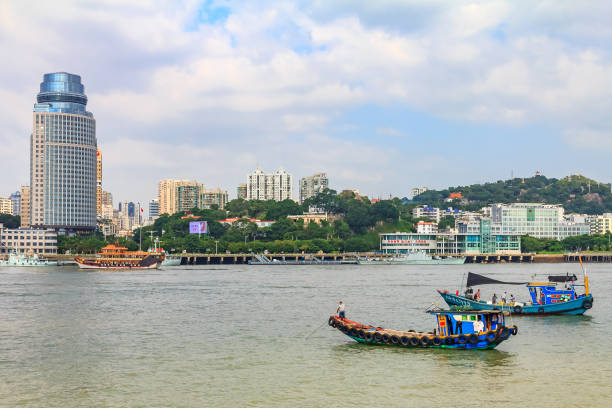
top-left (431, 336), bottom-right (442, 346)
top-left (328, 317), bottom-right (335, 326)
top-left (350, 328), bottom-right (359, 337)
top-left (420, 336), bottom-right (431, 347)
top-left (409, 337), bottom-right (419, 346)
top-left (444, 337), bottom-right (455, 345)
top-left (457, 335), bottom-right (467, 344)
top-left (391, 335), bottom-right (400, 344)
top-left (486, 331), bottom-right (497, 341)
top-left (365, 332), bottom-right (374, 342)
top-left (513, 305), bottom-right (522, 313)
top-left (374, 333), bottom-right (383, 343)
top-left (400, 336), bottom-right (409, 346)
top-left (582, 298), bottom-right (593, 309)
top-left (511, 326), bottom-right (518, 336)
top-left (357, 330), bottom-right (366, 339)
top-left (382, 333), bottom-right (391, 343)
top-left (468, 334), bottom-right (479, 344)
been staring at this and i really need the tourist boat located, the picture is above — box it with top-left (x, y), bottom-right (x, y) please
top-left (438, 269), bottom-right (594, 315)
top-left (74, 244), bottom-right (162, 269)
top-left (0, 249), bottom-right (57, 267)
top-left (357, 251), bottom-right (465, 265)
top-left (328, 309), bottom-right (516, 349)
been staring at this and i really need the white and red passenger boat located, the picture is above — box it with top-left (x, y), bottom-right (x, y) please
top-left (75, 244), bottom-right (162, 270)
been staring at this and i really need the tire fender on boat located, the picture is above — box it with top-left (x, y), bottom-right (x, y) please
top-left (382, 333), bottom-right (391, 343)
top-left (511, 326), bottom-right (518, 336)
top-left (328, 317), bottom-right (335, 326)
top-left (486, 331), bottom-right (497, 341)
top-left (468, 334), bottom-right (479, 344)
top-left (513, 305), bottom-right (522, 314)
top-left (582, 298), bottom-right (593, 309)
top-left (365, 332), bottom-right (374, 342)
top-left (419, 336), bottom-right (431, 346)
top-left (374, 333), bottom-right (383, 343)
top-left (391, 335), bottom-right (400, 344)
top-left (409, 337), bottom-right (419, 346)
top-left (444, 336), bottom-right (455, 345)
top-left (457, 335), bottom-right (467, 344)
top-left (400, 336), bottom-right (410, 346)
top-left (431, 336), bottom-right (442, 346)
top-left (357, 330), bottom-right (366, 339)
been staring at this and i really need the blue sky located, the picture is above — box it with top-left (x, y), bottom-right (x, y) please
top-left (1, 0), bottom-right (612, 205)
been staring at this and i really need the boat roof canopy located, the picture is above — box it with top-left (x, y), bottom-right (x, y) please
top-left (429, 310), bottom-right (503, 315)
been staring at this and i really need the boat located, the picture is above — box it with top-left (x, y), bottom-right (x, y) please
top-left (74, 244), bottom-right (162, 269)
top-left (148, 238), bottom-right (182, 266)
top-left (248, 254), bottom-right (358, 265)
top-left (0, 249), bottom-right (57, 267)
top-left (328, 309), bottom-right (517, 349)
top-left (438, 268), bottom-right (594, 315)
top-left (357, 251), bottom-right (465, 265)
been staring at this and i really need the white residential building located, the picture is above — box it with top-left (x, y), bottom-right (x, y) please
top-left (247, 167), bottom-right (293, 201)
top-left (299, 173), bottom-right (328, 203)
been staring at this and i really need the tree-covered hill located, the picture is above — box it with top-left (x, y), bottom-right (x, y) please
top-left (412, 174), bottom-right (612, 214)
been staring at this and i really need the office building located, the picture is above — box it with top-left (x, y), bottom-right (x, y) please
top-left (237, 184), bottom-right (247, 200)
top-left (202, 187), bottom-right (228, 209)
top-left (31, 72), bottom-right (97, 231)
top-left (490, 203), bottom-right (590, 240)
top-left (158, 179), bottom-right (197, 215)
top-left (411, 187), bottom-right (429, 198)
top-left (299, 173), bottom-right (328, 203)
top-left (380, 220), bottom-right (521, 255)
top-left (0, 223), bottom-right (57, 254)
top-left (96, 149), bottom-right (102, 217)
top-left (246, 167), bottom-right (293, 201)
top-left (149, 199), bottom-right (159, 219)
top-left (20, 186), bottom-right (30, 227)
top-left (0, 198), bottom-right (13, 215)
top-left (9, 191), bottom-right (21, 216)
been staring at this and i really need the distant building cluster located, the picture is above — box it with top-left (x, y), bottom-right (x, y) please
top-left (157, 179), bottom-right (229, 216)
top-left (246, 167), bottom-right (293, 201)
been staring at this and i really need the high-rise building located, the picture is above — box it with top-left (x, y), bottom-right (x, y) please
top-left (0, 198), bottom-right (13, 215)
top-left (237, 184), bottom-right (247, 200)
top-left (158, 179), bottom-right (195, 215)
top-left (149, 199), bottom-right (159, 219)
top-left (246, 167), bottom-right (293, 201)
top-left (31, 72), bottom-right (97, 230)
top-left (96, 149), bottom-right (102, 217)
top-left (299, 172), bottom-right (328, 203)
top-left (202, 187), bottom-right (228, 209)
top-left (177, 184), bottom-right (203, 212)
top-left (20, 186), bottom-right (30, 227)
top-left (9, 191), bottom-right (21, 216)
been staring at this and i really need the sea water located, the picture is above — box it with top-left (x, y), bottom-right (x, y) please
top-left (0, 263), bottom-right (611, 407)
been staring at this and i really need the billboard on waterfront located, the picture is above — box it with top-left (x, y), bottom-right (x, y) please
top-left (189, 221), bottom-right (208, 234)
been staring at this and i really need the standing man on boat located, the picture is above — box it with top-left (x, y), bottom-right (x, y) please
top-left (337, 301), bottom-right (346, 319)
top-left (473, 316), bottom-right (484, 333)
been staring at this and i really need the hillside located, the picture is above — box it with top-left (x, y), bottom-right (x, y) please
top-left (412, 174), bottom-right (612, 214)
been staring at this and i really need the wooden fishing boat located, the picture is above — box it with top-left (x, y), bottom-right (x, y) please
top-left (439, 269), bottom-right (593, 315)
top-left (328, 309), bottom-right (517, 350)
top-left (75, 244), bottom-right (162, 270)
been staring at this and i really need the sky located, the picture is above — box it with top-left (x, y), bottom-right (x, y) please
top-left (1, 0), bottom-right (612, 206)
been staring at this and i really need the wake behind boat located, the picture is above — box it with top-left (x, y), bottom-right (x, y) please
top-left (439, 269), bottom-right (593, 315)
top-left (328, 309), bottom-right (516, 349)
top-left (357, 251), bottom-right (465, 265)
top-left (75, 244), bottom-right (162, 270)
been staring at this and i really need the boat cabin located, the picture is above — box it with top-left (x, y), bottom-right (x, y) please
top-left (526, 283), bottom-right (583, 305)
top-left (431, 310), bottom-right (505, 336)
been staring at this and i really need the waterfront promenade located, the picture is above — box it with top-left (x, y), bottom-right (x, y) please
top-left (45, 252), bottom-right (612, 264)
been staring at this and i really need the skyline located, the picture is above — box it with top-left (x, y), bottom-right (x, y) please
top-left (2, 1), bottom-right (612, 205)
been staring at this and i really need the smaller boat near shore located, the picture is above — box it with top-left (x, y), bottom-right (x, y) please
top-left (328, 309), bottom-right (516, 349)
top-left (75, 244), bottom-right (162, 270)
top-left (0, 250), bottom-right (57, 267)
top-left (357, 251), bottom-right (465, 265)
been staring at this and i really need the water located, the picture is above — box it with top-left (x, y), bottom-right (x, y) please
top-left (1, 263), bottom-right (611, 407)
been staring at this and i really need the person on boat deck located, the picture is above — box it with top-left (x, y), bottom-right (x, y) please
top-left (455, 320), bottom-right (463, 334)
top-left (501, 292), bottom-right (507, 304)
top-left (465, 287), bottom-right (474, 299)
top-left (510, 294), bottom-right (515, 303)
top-left (473, 316), bottom-right (484, 333)
top-left (475, 289), bottom-right (481, 301)
top-left (337, 301), bottom-right (345, 319)
top-left (492, 293), bottom-right (498, 304)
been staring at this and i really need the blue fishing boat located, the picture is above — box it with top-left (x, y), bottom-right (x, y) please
top-left (438, 265), bottom-right (593, 315)
top-left (328, 309), bottom-right (517, 349)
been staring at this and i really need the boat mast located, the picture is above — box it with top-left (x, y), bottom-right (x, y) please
top-left (579, 253), bottom-right (589, 296)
